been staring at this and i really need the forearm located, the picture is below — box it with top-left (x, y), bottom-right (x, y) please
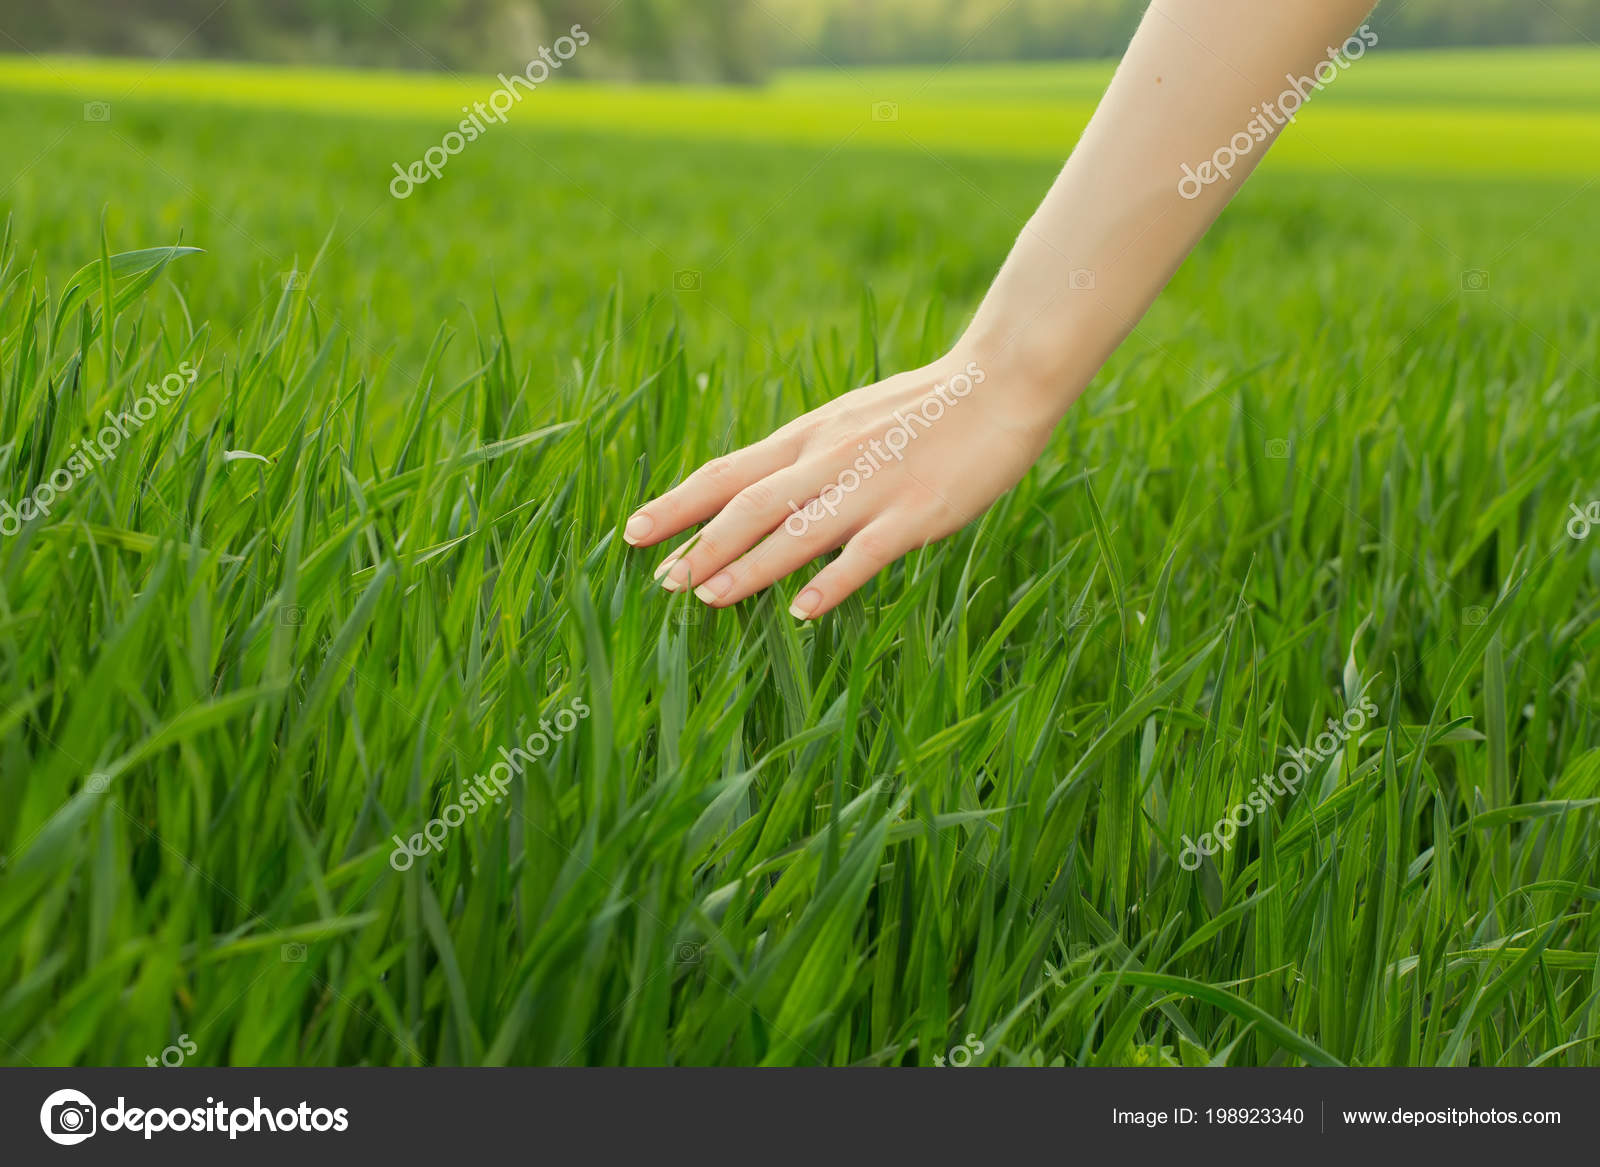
top-left (961, 0), bottom-right (1377, 419)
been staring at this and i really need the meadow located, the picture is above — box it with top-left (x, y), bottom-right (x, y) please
top-left (0, 46), bottom-right (1597, 1067)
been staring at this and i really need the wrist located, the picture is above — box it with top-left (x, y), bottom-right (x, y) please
top-left (943, 330), bottom-right (1086, 436)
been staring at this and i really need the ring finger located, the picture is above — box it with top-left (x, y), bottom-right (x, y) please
top-left (691, 499), bottom-right (859, 607)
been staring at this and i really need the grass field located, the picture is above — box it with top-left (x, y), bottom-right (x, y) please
top-left (1, 46), bottom-right (1598, 1067)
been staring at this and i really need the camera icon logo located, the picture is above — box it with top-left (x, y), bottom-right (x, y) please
top-left (40, 1089), bottom-right (97, 1145)
top-left (83, 101), bottom-right (111, 123)
top-left (871, 101), bottom-right (899, 122)
top-left (1265, 438), bottom-right (1291, 459)
top-left (281, 942), bottom-right (308, 962)
top-left (280, 604), bottom-right (306, 626)
top-left (1069, 268), bottom-right (1096, 290)
top-left (674, 941), bottom-right (702, 964)
top-left (673, 269), bottom-right (701, 291)
top-left (1461, 269), bottom-right (1489, 291)
top-left (1463, 605), bottom-right (1488, 626)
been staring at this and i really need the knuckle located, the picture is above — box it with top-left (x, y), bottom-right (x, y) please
top-left (731, 480), bottom-right (777, 514)
top-left (815, 431), bottom-right (857, 461)
top-left (908, 483), bottom-right (961, 525)
top-left (684, 532), bottom-right (723, 565)
top-left (850, 529), bottom-right (898, 563)
top-left (773, 416), bottom-right (813, 443)
top-left (696, 456), bottom-right (740, 486)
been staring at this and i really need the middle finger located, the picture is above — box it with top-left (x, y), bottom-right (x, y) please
top-left (658, 459), bottom-right (838, 592)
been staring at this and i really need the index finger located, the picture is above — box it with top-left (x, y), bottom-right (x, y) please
top-left (623, 436), bottom-right (799, 548)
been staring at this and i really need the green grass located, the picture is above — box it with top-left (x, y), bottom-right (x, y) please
top-left (0, 49), bottom-right (1598, 1067)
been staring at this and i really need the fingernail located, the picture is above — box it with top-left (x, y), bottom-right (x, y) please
top-left (694, 571), bottom-right (732, 603)
top-left (624, 513), bottom-right (653, 545)
top-left (788, 588), bottom-right (821, 620)
top-left (653, 555), bottom-right (680, 582)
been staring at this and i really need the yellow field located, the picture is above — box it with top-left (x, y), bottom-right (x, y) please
top-left (3, 49), bottom-right (1599, 176)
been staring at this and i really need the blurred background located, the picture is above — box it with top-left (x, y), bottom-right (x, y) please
top-left (1, 0), bottom-right (1595, 430)
top-left (1, 1), bottom-right (1595, 417)
top-left (8, 0), bottom-right (1600, 80)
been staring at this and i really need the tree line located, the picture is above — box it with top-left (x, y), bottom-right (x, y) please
top-left (6, 0), bottom-right (1596, 80)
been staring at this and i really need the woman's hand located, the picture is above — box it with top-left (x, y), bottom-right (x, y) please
top-left (623, 351), bottom-right (1058, 620)
top-left (620, 0), bottom-right (1383, 620)
top-left (620, 0), bottom-right (1383, 621)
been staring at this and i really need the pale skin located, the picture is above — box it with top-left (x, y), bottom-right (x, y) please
top-left (623, 0), bottom-right (1378, 619)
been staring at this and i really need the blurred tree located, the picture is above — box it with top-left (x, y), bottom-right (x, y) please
top-left (0, 0), bottom-right (766, 78)
top-left (3, 0), bottom-right (1597, 78)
